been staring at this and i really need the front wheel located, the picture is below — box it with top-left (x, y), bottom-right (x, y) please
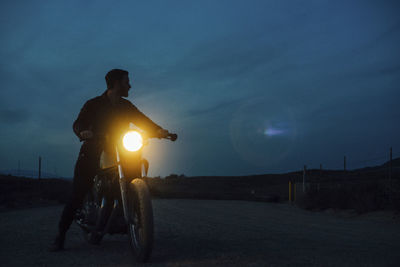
top-left (128, 178), bottom-right (154, 263)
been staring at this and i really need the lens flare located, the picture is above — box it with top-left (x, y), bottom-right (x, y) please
top-left (122, 131), bottom-right (143, 152)
top-left (230, 96), bottom-right (298, 168)
top-left (264, 127), bottom-right (285, 136)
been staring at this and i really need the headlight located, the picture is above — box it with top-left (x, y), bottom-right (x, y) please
top-left (122, 131), bottom-right (143, 152)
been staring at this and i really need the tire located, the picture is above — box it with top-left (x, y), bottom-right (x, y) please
top-left (78, 192), bottom-right (97, 240)
top-left (128, 178), bottom-right (154, 263)
top-left (79, 185), bottom-right (105, 245)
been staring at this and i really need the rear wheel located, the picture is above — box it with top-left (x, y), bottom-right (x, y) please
top-left (79, 179), bottom-right (105, 245)
top-left (79, 192), bottom-right (103, 244)
top-left (128, 178), bottom-right (154, 262)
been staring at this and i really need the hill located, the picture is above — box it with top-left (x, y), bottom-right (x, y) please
top-left (0, 175), bottom-right (71, 211)
top-left (1, 157), bottom-right (399, 213)
top-left (0, 169), bottom-right (66, 179)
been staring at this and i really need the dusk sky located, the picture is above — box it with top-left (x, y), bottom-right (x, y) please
top-left (1, 0), bottom-right (399, 178)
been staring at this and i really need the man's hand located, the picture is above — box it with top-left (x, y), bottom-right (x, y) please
top-left (157, 129), bottom-right (169, 139)
top-left (80, 130), bottom-right (93, 140)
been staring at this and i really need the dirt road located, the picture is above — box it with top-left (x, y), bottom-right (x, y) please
top-left (0, 199), bottom-right (399, 266)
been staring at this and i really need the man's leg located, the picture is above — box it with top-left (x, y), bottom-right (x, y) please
top-left (50, 148), bottom-right (99, 251)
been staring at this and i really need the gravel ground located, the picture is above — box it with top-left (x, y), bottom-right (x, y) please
top-left (0, 199), bottom-right (399, 266)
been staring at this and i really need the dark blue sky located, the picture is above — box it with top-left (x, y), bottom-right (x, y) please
top-left (1, 0), bottom-right (399, 177)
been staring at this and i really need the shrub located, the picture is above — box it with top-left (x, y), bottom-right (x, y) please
top-left (297, 180), bottom-right (394, 213)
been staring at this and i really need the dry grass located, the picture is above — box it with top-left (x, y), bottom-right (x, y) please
top-left (0, 175), bottom-right (71, 211)
top-left (296, 179), bottom-right (400, 213)
top-left (2, 171), bottom-right (399, 214)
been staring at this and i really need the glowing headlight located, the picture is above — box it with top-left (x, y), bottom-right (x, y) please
top-left (122, 131), bottom-right (143, 152)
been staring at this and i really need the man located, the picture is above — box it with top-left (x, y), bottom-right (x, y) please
top-left (50, 69), bottom-right (172, 251)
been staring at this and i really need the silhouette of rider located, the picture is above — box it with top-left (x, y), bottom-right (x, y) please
top-left (50, 69), bottom-right (172, 251)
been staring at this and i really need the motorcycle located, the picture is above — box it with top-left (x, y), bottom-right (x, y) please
top-left (74, 128), bottom-right (177, 262)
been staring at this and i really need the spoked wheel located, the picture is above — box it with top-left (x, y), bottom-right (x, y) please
top-left (78, 185), bottom-right (104, 245)
top-left (79, 200), bottom-right (102, 244)
top-left (128, 178), bottom-right (154, 263)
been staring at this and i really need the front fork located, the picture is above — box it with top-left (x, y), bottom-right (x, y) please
top-left (116, 147), bottom-right (133, 225)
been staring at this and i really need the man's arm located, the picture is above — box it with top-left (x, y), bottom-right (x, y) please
top-left (73, 100), bottom-right (94, 141)
top-left (126, 102), bottom-right (163, 135)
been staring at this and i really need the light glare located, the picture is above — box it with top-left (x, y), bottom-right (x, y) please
top-left (123, 131), bottom-right (143, 152)
top-left (264, 127), bottom-right (285, 136)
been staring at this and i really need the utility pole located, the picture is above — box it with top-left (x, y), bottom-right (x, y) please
top-left (38, 156), bottom-right (41, 180)
top-left (18, 160), bottom-right (20, 176)
top-left (390, 147), bottom-right (392, 182)
top-left (318, 164), bottom-right (322, 192)
top-left (303, 165), bottom-right (307, 192)
top-left (344, 156), bottom-right (346, 171)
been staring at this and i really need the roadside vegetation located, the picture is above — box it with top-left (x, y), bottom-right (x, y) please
top-left (296, 179), bottom-right (400, 213)
top-left (1, 159), bottom-right (399, 215)
top-left (0, 175), bottom-right (70, 211)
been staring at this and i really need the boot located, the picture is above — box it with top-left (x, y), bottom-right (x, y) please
top-left (49, 233), bottom-right (65, 252)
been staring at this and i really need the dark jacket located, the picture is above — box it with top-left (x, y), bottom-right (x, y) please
top-left (73, 91), bottom-right (162, 142)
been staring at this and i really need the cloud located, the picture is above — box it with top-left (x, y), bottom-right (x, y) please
top-left (131, 33), bottom-right (289, 95)
top-left (186, 98), bottom-right (246, 117)
top-left (375, 65), bottom-right (400, 76)
top-left (175, 34), bottom-right (287, 80)
top-left (0, 108), bottom-right (30, 124)
top-left (362, 20), bottom-right (400, 52)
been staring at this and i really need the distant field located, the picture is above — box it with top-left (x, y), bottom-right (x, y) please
top-left (1, 200), bottom-right (399, 266)
top-left (1, 160), bottom-right (399, 213)
top-left (0, 175), bottom-right (71, 211)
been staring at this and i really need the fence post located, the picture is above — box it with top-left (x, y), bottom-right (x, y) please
top-left (318, 164), bottom-right (322, 192)
top-left (303, 165), bottom-right (307, 192)
top-left (38, 156), bottom-right (41, 180)
top-left (390, 147), bottom-right (392, 182)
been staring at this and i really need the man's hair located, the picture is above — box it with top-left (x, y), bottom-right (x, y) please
top-left (105, 69), bottom-right (129, 90)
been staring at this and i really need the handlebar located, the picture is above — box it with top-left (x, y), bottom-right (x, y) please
top-left (81, 131), bottom-right (178, 142)
top-left (166, 133), bottom-right (178, 142)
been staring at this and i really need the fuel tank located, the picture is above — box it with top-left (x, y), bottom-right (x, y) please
top-left (100, 150), bottom-right (117, 169)
top-left (99, 147), bottom-right (142, 179)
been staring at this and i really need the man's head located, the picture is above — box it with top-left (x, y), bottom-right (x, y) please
top-left (105, 69), bottom-right (131, 97)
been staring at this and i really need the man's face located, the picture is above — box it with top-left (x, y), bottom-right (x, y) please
top-left (116, 75), bottom-right (131, 97)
